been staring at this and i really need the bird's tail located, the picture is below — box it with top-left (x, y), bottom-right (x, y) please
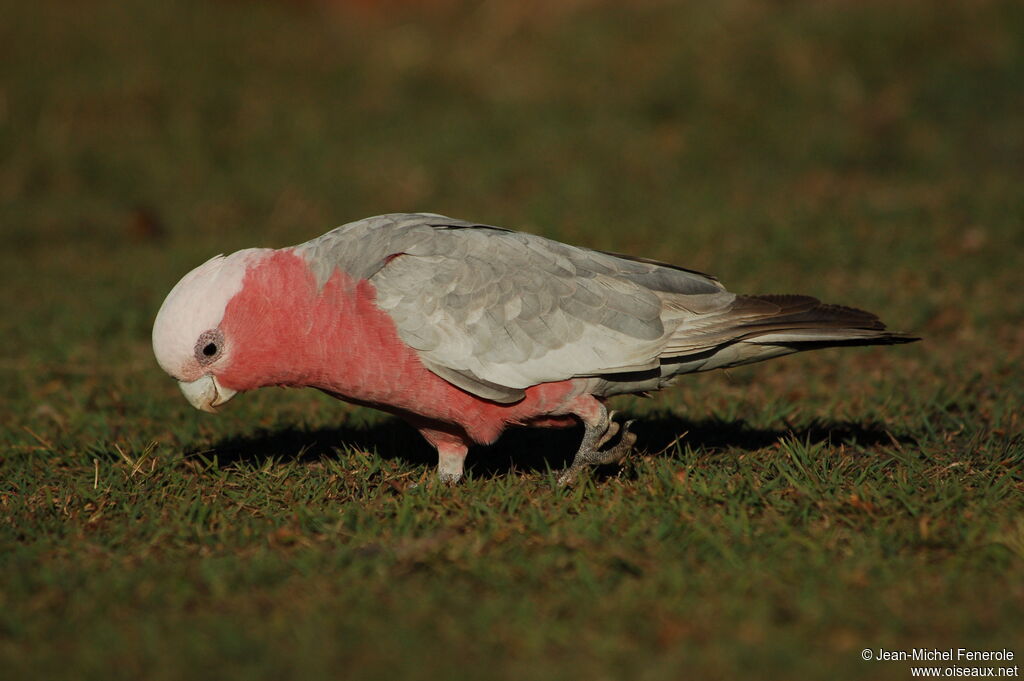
top-left (662, 294), bottom-right (918, 374)
top-left (728, 293), bottom-right (916, 346)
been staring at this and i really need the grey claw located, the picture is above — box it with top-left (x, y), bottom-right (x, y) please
top-left (555, 410), bottom-right (637, 485)
top-left (438, 471), bottom-right (462, 486)
top-left (592, 419), bottom-right (636, 465)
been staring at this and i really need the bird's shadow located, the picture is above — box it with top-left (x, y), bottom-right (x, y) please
top-left (193, 412), bottom-right (911, 479)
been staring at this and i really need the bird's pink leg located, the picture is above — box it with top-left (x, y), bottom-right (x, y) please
top-left (417, 427), bottom-right (470, 484)
top-left (437, 442), bottom-right (469, 484)
top-left (556, 395), bottom-right (637, 486)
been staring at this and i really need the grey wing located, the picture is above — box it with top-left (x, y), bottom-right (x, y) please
top-left (352, 216), bottom-right (733, 402)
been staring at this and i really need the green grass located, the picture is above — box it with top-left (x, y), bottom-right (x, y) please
top-left (2, 0), bottom-right (1023, 679)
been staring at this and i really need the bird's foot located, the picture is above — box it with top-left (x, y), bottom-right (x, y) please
top-left (437, 469), bottom-right (463, 486)
top-left (556, 409), bottom-right (636, 487)
top-left (591, 419), bottom-right (637, 466)
top-left (409, 471), bottom-right (459, 491)
top-left (430, 439), bottom-right (468, 486)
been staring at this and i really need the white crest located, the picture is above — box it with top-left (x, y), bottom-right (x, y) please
top-left (152, 248), bottom-right (272, 380)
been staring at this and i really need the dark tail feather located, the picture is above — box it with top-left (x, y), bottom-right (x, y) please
top-left (731, 294), bottom-right (920, 347)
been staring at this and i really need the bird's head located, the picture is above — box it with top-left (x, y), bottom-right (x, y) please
top-left (152, 248), bottom-right (273, 413)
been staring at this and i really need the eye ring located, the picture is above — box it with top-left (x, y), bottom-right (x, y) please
top-left (194, 329), bottom-right (225, 366)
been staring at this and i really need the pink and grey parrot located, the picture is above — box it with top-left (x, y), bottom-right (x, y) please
top-left (152, 213), bottom-right (916, 484)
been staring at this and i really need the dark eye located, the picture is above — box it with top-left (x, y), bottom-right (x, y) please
top-left (194, 329), bottom-right (224, 366)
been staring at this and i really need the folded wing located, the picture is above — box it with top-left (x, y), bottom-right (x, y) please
top-left (298, 214), bottom-right (914, 404)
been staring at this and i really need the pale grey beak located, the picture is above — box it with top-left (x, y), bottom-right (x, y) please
top-left (178, 375), bottom-right (237, 413)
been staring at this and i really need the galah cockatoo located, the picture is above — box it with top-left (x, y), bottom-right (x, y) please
top-left (152, 213), bottom-right (916, 484)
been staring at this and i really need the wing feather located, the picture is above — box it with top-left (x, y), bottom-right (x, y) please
top-left (295, 213), bottom-right (734, 402)
top-left (360, 217), bottom-right (727, 400)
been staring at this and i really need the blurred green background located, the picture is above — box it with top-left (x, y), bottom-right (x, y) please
top-left (1, 1), bottom-right (1022, 679)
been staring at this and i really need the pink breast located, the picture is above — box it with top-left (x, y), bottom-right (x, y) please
top-left (218, 249), bottom-right (582, 444)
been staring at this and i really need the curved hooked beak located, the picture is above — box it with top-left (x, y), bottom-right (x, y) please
top-left (178, 374), bottom-right (237, 413)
